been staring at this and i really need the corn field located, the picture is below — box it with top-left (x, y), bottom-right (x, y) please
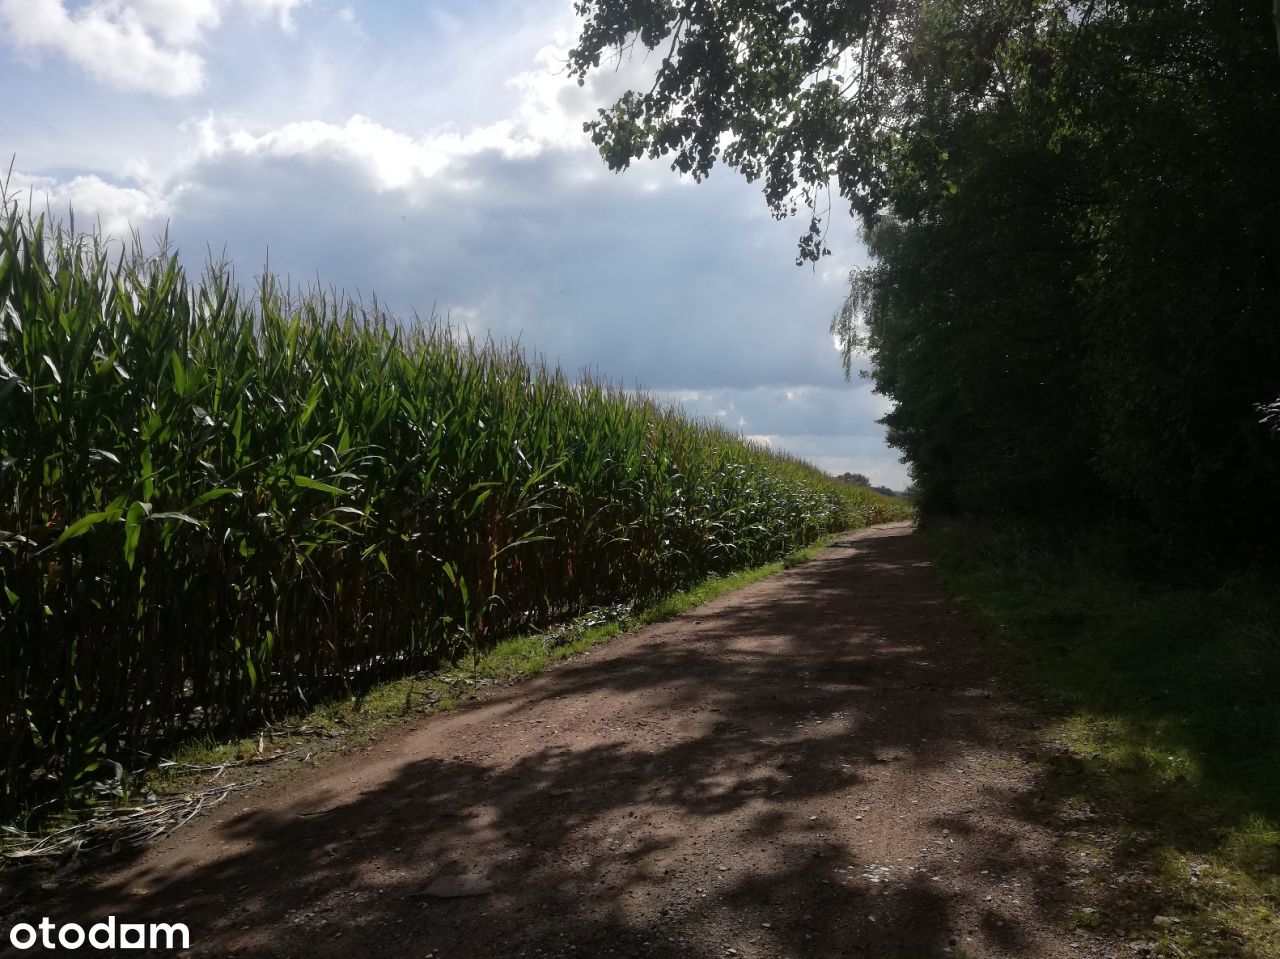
top-left (0, 201), bottom-right (909, 814)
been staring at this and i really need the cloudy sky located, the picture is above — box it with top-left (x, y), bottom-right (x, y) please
top-left (0, 0), bottom-right (907, 487)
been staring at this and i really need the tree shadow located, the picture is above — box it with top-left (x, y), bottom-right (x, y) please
top-left (29, 529), bottom-right (1097, 958)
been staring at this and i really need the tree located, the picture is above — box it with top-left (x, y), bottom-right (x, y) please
top-left (568, 0), bottom-right (904, 262)
top-left (570, 0), bottom-right (1280, 549)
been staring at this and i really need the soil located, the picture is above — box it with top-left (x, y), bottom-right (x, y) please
top-left (18, 523), bottom-right (1121, 957)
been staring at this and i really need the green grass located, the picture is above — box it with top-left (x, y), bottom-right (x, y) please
top-left (924, 519), bottom-right (1280, 958)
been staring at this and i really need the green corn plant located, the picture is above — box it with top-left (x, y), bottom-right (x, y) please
top-left (0, 197), bottom-right (911, 817)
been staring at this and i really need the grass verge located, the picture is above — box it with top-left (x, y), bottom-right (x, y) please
top-left (924, 519), bottom-right (1280, 959)
top-left (166, 531), bottom-right (840, 772)
top-left (2, 530), bottom-right (852, 860)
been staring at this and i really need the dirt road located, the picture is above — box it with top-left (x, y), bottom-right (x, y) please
top-left (34, 523), bottom-right (1116, 957)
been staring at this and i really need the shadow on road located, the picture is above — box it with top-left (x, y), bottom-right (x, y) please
top-left (34, 528), bottom-right (1109, 958)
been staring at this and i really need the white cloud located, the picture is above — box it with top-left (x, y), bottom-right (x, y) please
top-left (124, 0), bottom-right (221, 44)
top-left (4, 2), bottom-right (901, 485)
top-left (8, 171), bottom-right (171, 235)
top-left (0, 0), bottom-right (307, 96)
top-left (508, 40), bottom-right (600, 150)
top-left (506, 32), bottom-right (667, 157)
top-left (240, 0), bottom-right (305, 30)
top-left (192, 113), bottom-right (546, 192)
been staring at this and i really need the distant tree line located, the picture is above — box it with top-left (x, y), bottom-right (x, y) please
top-left (569, 0), bottom-right (1280, 552)
top-left (835, 473), bottom-right (901, 499)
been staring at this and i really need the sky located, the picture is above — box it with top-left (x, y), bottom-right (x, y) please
top-left (0, 0), bottom-right (908, 487)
